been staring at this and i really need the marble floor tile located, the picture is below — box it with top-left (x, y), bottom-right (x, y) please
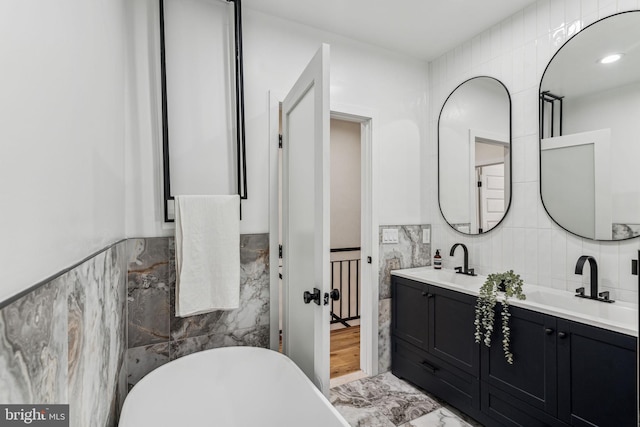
top-left (399, 408), bottom-right (474, 427)
top-left (365, 373), bottom-right (441, 425)
top-left (331, 372), bottom-right (446, 427)
top-left (330, 370), bottom-right (369, 388)
top-left (335, 405), bottom-right (396, 427)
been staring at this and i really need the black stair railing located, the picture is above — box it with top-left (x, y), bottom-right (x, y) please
top-left (330, 248), bottom-right (361, 327)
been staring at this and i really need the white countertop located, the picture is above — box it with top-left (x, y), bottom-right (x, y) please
top-left (392, 267), bottom-right (638, 337)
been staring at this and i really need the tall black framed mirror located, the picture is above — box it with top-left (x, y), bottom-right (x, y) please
top-left (438, 76), bottom-right (512, 234)
top-left (539, 11), bottom-right (640, 241)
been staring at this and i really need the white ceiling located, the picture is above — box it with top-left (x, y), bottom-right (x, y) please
top-left (242, 0), bottom-right (537, 61)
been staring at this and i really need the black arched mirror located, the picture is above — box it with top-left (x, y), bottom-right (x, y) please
top-left (438, 76), bottom-right (512, 234)
top-left (539, 11), bottom-right (640, 241)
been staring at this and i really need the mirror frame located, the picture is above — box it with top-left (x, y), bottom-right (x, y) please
top-left (538, 11), bottom-right (640, 242)
top-left (438, 76), bottom-right (513, 235)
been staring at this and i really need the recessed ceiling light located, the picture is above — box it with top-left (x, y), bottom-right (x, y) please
top-left (599, 53), bottom-right (624, 64)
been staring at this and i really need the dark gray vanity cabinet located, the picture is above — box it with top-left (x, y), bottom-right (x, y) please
top-left (556, 319), bottom-right (637, 427)
top-left (391, 277), bottom-right (486, 423)
top-left (391, 276), bottom-right (479, 373)
top-left (481, 306), bottom-right (564, 426)
top-left (391, 276), bottom-right (638, 427)
top-left (482, 308), bottom-right (637, 427)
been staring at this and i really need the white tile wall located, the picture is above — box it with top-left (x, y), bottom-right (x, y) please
top-left (428, 0), bottom-right (640, 303)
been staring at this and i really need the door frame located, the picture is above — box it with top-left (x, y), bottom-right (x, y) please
top-left (468, 129), bottom-right (509, 233)
top-left (269, 92), bottom-right (379, 377)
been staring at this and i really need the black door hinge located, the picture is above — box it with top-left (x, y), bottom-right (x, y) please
top-left (477, 181), bottom-right (482, 188)
top-left (279, 244), bottom-right (283, 259)
top-left (367, 256), bottom-right (372, 264)
top-left (278, 134), bottom-right (283, 149)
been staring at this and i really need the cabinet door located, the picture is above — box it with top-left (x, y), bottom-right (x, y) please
top-left (391, 277), bottom-right (429, 350)
top-left (428, 286), bottom-right (479, 376)
top-left (482, 305), bottom-right (557, 416)
top-left (557, 319), bottom-right (637, 427)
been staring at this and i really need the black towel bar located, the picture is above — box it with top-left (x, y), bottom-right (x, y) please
top-left (159, 0), bottom-right (248, 222)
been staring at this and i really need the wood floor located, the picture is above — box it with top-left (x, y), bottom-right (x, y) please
top-left (330, 325), bottom-right (360, 379)
top-left (279, 325), bottom-right (361, 379)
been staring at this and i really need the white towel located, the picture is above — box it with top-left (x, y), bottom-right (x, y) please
top-left (175, 195), bottom-right (240, 317)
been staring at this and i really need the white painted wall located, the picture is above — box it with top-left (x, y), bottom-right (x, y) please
top-left (330, 119), bottom-right (361, 249)
top-left (0, 0), bottom-right (127, 302)
top-left (124, 1), bottom-right (429, 237)
top-left (164, 0), bottom-right (235, 200)
top-left (428, 0), bottom-right (640, 303)
top-left (476, 142), bottom-right (507, 166)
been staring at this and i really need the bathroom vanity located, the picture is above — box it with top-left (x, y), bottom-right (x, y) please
top-left (391, 268), bottom-right (637, 427)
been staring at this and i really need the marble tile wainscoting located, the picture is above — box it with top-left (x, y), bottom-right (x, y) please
top-left (0, 234), bottom-right (270, 426)
top-left (126, 234), bottom-right (270, 388)
top-left (378, 225), bottom-right (431, 373)
top-left (0, 242), bottom-right (128, 427)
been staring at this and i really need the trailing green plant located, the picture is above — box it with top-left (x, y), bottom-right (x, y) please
top-left (474, 270), bottom-right (526, 364)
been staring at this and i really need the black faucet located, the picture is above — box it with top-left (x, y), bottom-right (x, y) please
top-left (450, 243), bottom-right (476, 276)
top-left (574, 255), bottom-right (614, 303)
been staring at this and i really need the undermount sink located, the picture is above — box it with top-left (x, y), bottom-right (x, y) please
top-left (392, 267), bottom-right (638, 337)
top-left (521, 288), bottom-right (638, 328)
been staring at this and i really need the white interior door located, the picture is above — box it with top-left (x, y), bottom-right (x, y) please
top-left (469, 131), bottom-right (509, 234)
top-left (478, 163), bottom-right (505, 232)
top-left (281, 44), bottom-right (331, 395)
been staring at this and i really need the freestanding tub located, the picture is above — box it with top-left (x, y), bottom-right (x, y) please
top-left (118, 346), bottom-right (350, 427)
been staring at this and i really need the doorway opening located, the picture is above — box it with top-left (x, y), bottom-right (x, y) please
top-left (273, 105), bottom-right (373, 386)
top-left (474, 140), bottom-right (507, 233)
top-left (469, 133), bottom-right (510, 234)
top-left (328, 118), bottom-right (362, 382)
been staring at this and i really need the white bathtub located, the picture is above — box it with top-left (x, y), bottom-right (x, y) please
top-left (118, 346), bottom-right (350, 427)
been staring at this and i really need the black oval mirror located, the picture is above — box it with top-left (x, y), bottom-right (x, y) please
top-left (539, 11), bottom-right (640, 241)
top-left (438, 76), bottom-right (512, 235)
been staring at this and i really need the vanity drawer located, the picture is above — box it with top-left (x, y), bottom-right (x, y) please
top-left (391, 337), bottom-right (479, 412)
top-left (481, 383), bottom-right (568, 427)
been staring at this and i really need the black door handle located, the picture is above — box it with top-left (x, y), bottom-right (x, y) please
top-left (303, 288), bottom-right (321, 305)
top-left (558, 331), bottom-right (567, 339)
top-left (324, 289), bottom-right (340, 305)
top-left (545, 328), bottom-right (554, 335)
